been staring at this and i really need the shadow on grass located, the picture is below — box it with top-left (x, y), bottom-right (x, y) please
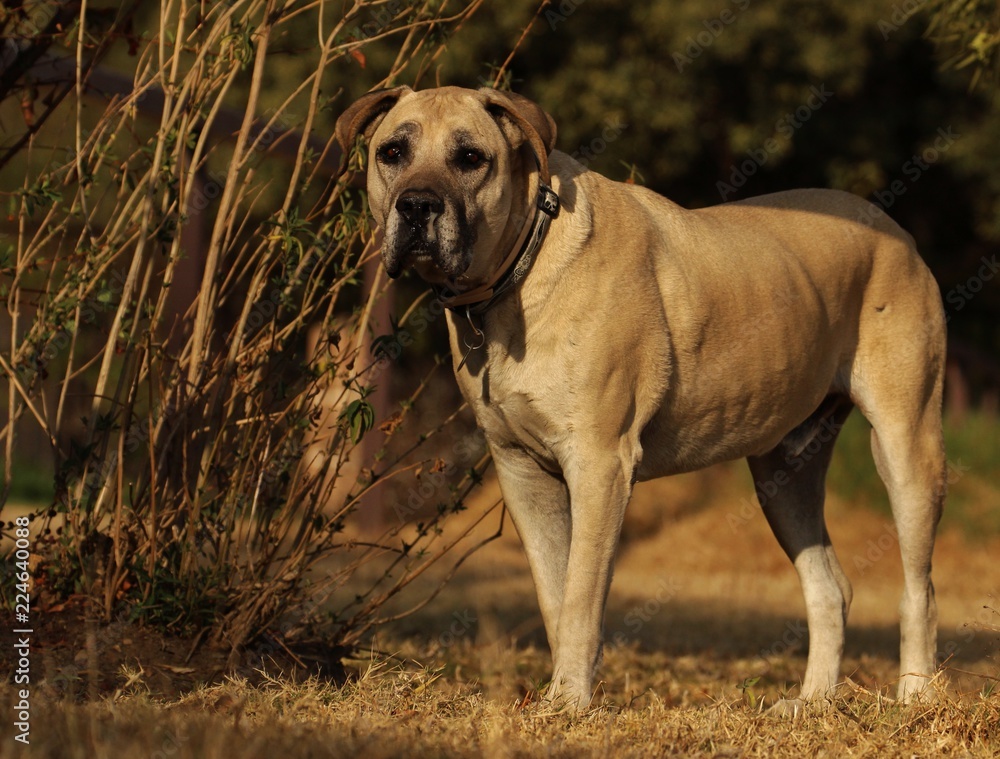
top-left (378, 569), bottom-right (999, 681)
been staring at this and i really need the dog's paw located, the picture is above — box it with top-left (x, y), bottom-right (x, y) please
top-left (765, 698), bottom-right (807, 719)
top-left (896, 673), bottom-right (940, 703)
top-left (536, 678), bottom-right (595, 716)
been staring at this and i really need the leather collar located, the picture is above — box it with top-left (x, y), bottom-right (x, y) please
top-left (434, 181), bottom-right (560, 316)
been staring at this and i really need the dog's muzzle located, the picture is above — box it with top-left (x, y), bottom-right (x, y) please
top-left (383, 189), bottom-right (445, 278)
top-left (385, 188), bottom-right (474, 281)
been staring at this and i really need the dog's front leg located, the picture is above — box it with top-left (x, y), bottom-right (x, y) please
top-left (490, 444), bottom-right (572, 653)
top-left (547, 450), bottom-right (635, 711)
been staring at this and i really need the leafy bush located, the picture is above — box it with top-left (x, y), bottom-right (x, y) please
top-left (0, 0), bottom-right (499, 656)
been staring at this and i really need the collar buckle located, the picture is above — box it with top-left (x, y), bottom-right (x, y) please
top-left (538, 184), bottom-right (560, 218)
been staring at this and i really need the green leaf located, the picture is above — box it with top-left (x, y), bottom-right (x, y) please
top-left (339, 398), bottom-right (375, 444)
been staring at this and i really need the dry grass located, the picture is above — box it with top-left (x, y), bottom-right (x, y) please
top-left (8, 463), bottom-right (999, 757)
top-left (5, 644), bottom-right (999, 758)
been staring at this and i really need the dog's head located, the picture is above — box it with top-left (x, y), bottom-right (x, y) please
top-left (335, 86), bottom-right (556, 289)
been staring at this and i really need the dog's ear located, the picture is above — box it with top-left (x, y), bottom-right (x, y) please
top-left (334, 86), bottom-right (413, 176)
top-left (479, 89), bottom-right (557, 181)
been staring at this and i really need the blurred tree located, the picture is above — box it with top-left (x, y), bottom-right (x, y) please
top-left (426, 0), bottom-right (1000, 403)
top-left (5, 0), bottom-right (993, 405)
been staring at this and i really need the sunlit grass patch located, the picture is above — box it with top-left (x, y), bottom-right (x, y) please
top-left (8, 643), bottom-right (1000, 758)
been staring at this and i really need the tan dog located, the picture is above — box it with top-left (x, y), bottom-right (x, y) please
top-left (335, 86), bottom-right (947, 713)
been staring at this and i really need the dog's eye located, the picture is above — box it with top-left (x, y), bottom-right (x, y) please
top-left (377, 143), bottom-right (405, 164)
top-left (457, 149), bottom-right (486, 169)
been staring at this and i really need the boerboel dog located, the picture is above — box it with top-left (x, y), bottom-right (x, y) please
top-left (335, 86), bottom-right (946, 714)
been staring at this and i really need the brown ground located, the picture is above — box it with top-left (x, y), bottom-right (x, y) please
top-left (3, 461), bottom-right (999, 757)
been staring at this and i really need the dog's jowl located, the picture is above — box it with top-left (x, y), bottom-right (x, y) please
top-left (336, 86), bottom-right (947, 713)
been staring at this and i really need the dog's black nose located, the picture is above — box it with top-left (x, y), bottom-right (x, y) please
top-left (396, 191), bottom-right (443, 226)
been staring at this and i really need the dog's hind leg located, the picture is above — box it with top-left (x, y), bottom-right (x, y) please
top-left (851, 270), bottom-right (947, 701)
top-left (746, 397), bottom-right (855, 714)
top-left (868, 420), bottom-right (945, 700)
top-left (860, 373), bottom-right (946, 700)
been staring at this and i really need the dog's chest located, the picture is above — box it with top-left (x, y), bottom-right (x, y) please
top-left (459, 360), bottom-right (566, 470)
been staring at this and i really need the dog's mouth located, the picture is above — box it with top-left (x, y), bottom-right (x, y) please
top-left (383, 201), bottom-right (476, 283)
top-left (387, 228), bottom-right (460, 282)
